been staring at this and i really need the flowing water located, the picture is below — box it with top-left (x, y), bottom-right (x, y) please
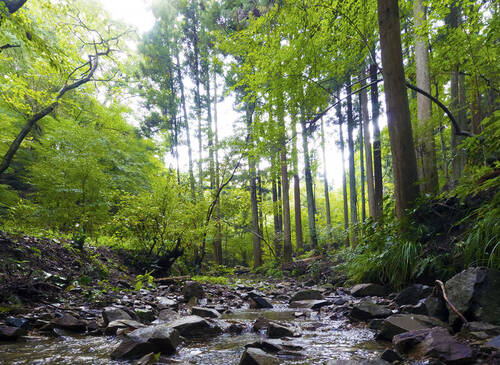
top-left (0, 304), bottom-right (387, 364)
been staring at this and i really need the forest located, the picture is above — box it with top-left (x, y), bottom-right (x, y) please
top-left (0, 0), bottom-right (499, 364)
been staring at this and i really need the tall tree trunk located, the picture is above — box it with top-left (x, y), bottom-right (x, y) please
top-left (213, 72), bottom-right (222, 265)
top-left (272, 173), bottom-right (282, 257)
top-left (337, 90), bottom-right (349, 246)
top-left (301, 118), bottom-right (318, 248)
top-left (346, 81), bottom-right (358, 239)
top-left (358, 105), bottom-right (366, 222)
top-left (292, 117), bottom-right (304, 252)
top-left (370, 64), bottom-right (383, 219)
top-left (320, 118), bottom-right (333, 241)
top-left (377, 0), bottom-right (419, 218)
top-left (246, 103), bottom-right (262, 268)
top-left (360, 70), bottom-right (376, 218)
top-left (175, 52), bottom-right (196, 200)
top-left (280, 149), bottom-right (292, 263)
top-left (414, 0), bottom-right (439, 194)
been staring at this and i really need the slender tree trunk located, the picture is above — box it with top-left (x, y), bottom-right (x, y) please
top-left (370, 64), bottom-right (383, 219)
top-left (414, 0), bottom-right (439, 194)
top-left (272, 174), bottom-right (282, 257)
top-left (320, 119), bottom-right (333, 241)
top-left (377, 0), bottom-right (419, 218)
top-left (281, 148), bottom-right (292, 263)
top-left (292, 117), bottom-right (304, 252)
top-left (246, 103), bottom-right (262, 268)
top-left (301, 118), bottom-right (318, 248)
top-left (358, 106), bottom-right (366, 222)
top-left (176, 52), bottom-right (196, 200)
top-left (213, 72), bottom-right (222, 265)
top-left (337, 90), bottom-right (349, 246)
top-left (346, 81), bottom-right (358, 238)
top-left (360, 70), bottom-right (375, 218)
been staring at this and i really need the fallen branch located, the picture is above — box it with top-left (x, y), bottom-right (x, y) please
top-left (435, 279), bottom-right (469, 328)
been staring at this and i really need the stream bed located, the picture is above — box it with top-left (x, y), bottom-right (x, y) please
top-left (0, 305), bottom-right (387, 364)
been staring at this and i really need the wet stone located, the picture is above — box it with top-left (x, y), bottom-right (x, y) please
top-left (50, 313), bottom-right (87, 332)
top-left (289, 289), bottom-right (324, 302)
top-left (350, 283), bottom-right (386, 297)
top-left (167, 315), bottom-right (222, 338)
top-left (289, 299), bottom-right (332, 310)
top-left (267, 322), bottom-right (294, 338)
top-left (105, 319), bottom-right (145, 335)
top-left (102, 307), bottom-right (133, 326)
top-left (350, 300), bottom-right (392, 321)
top-left (239, 347), bottom-right (279, 365)
top-left (377, 314), bottom-right (447, 341)
top-left (0, 325), bottom-right (26, 341)
top-left (183, 281), bottom-right (204, 302)
top-left (191, 306), bottom-right (221, 318)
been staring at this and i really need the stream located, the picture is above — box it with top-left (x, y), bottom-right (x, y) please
top-left (0, 303), bottom-right (387, 364)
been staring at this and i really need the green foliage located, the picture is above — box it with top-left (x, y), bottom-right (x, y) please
top-left (135, 271), bottom-right (155, 291)
top-left (191, 275), bottom-right (229, 285)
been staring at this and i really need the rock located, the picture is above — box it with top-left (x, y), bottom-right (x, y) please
top-left (168, 315), bottom-right (222, 337)
top-left (248, 291), bottom-right (273, 309)
top-left (380, 349), bottom-right (402, 362)
top-left (133, 352), bottom-right (158, 365)
top-left (377, 314), bottom-right (447, 341)
top-left (369, 319), bottom-right (385, 331)
top-left (289, 289), bottom-right (324, 302)
top-left (0, 325), bottom-right (26, 341)
top-left (267, 322), bottom-right (294, 338)
top-left (445, 267), bottom-right (500, 327)
top-left (228, 323), bottom-right (244, 334)
top-left (400, 302), bottom-right (428, 315)
top-left (103, 307), bottom-right (133, 326)
top-left (253, 316), bottom-right (270, 332)
top-left (51, 313), bottom-right (87, 332)
top-left (423, 295), bottom-right (448, 322)
top-left (158, 309), bottom-right (180, 322)
top-left (394, 284), bottom-right (432, 306)
top-left (111, 325), bottom-right (180, 359)
top-left (183, 281), bottom-right (204, 302)
top-left (485, 335), bottom-right (500, 350)
top-left (192, 306), bottom-right (221, 318)
top-left (105, 319), bottom-right (145, 335)
top-left (350, 283), bottom-right (386, 297)
top-left (350, 300), bottom-right (392, 321)
top-left (239, 347), bottom-right (279, 365)
top-left (289, 299), bottom-right (332, 310)
top-left (135, 308), bottom-right (155, 323)
top-left (156, 297), bottom-right (177, 309)
top-left (393, 327), bottom-right (473, 364)
top-left (6, 316), bottom-right (29, 329)
top-left (246, 338), bottom-right (304, 353)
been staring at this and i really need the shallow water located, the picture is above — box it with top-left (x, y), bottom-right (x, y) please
top-left (0, 305), bottom-right (387, 364)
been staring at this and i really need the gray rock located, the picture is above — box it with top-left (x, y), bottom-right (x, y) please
top-left (253, 316), bottom-right (270, 332)
top-left (423, 295), bottom-right (448, 322)
top-left (105, 319), bottom-right (145, 335)
top-left (103, 307), bottom-right (133, 326)
top-left (167, 315), bottom-right (222, 337)
top-left (183, 281), bottom-right (204, 302)
top-left (246, 338), bottom-right (304, 353)
top-left (485, 335), bottom-right (500, 350)
top-left (192, 306), bottom-right (221, 318)
top-left (377, 314), bottom-right (447, 341)
top-left (111, 324), bottom-right (180, 359)
top-left (51, 313), bottom-right (87, 332)
top-left (380, 349), bottom-right (402, 363)
top-left (239, 347), bottom-right (279, 365)
top-left (248, 291), bottom-right (273, 309)
top-left (350, 283), bottom-right (386, 297)
top-left (350, 300), bottom-right (392, 320)
top-left (395, 284), bottom-right (432, 305)
top-left (445, 267), bottom-right (500, 327)
top-left (158, 309), bottom-right (180, 322)
top-left (6, 316), bottom-right (29, 329)
top-left (0, 325), bottom-right (26, 341)
top-left (393, 327), bottom-right (473, 364)
top-left (135, 308), bottom-right (155, 323)
top-left (156, 297), bottom-right (177, 309)
top-left (267, 322), bottom-right (294, 338)
top-left (289, 299), bottom-right (332, 310)
top-left (289, 289), bottom-right (324, 302)
top-left (327, 360), bottom-right (390, 365)
top-left (400, 302), bottom-right (428, 315)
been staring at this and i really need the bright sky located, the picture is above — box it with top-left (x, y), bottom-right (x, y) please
top-left (98, 0), bottom-right (380, 192)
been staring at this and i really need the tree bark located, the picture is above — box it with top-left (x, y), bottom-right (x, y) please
top-left (320, 118), bottom-right (333, 241)
top-left (377, 0), bottom-right (419, 218)
top-left (280, 148), bottom-right (292, 263)
top-left (414, 0), bottom-right (439, 194)
top-left (358, 105), bottom-right (366, 222)
top-left (370, 63), bottom-right (383, 219)
top-left (360, 70), bottom-right (376, 218)
top-left (346, 81), bottom-right (358, 238)
top-left (272, 173), bottom-right (282, 257)
top-left (301, 118), bottom-right (318, 248)
top-left (292, 117), bottom-right (304, 252)
top-left (336, 89), bottom-right (349, 246)
top-left (212, 72), bottom-right (222, 265)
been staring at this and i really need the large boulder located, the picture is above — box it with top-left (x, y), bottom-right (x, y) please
top-left (183, 281), bottom-right (204, 302)
top-left (350, 283), bottom-right (386, 297)
top-left (239, 347), bottom-right (279, 365)
top-left (393, 327), bottom-right (473, 364)
top-left (102, 307), bottom-right (133, 326)
top-left (111, 325), bottom-right (180, 359)
top-left (0, 325), bottom-right (26, 341)
top-left (168, 315), bottom-right (222, 337)
top-left (377, 314), bottom-right (447, 341)
top-left (289, 289), bottom-right (324, 302)
top-left (350, 300), bottom-right (392, 321)
top-left (445, 267), bottom-right (500, 327)
top-left (394, 284), bottom-right (432, 306)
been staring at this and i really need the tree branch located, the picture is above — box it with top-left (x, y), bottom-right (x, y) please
top-left (1, 0), bottom-right (28, 14)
